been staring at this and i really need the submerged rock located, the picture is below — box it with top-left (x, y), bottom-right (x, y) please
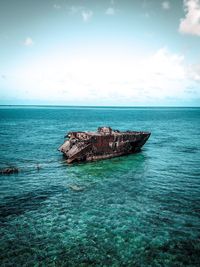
top-left (36, 164), bottom-right (41, 171)
top-left (0, 167), bottom-right (19, 175)
top-left (68, 184), bottom-right (84, 192)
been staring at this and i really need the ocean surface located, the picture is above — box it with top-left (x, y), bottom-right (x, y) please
top-left (0, 106), bottom-right (199, 267)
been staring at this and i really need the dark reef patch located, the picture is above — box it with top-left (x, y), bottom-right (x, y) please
top-left (0, 185), bottom-right (64, 222)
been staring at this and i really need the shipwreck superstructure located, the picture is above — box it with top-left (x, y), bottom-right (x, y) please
top-left (59, 127), bottom-right (151, 163)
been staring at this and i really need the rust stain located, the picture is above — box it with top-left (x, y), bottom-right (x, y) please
top-left (58, 127), bottom-right (151, 163)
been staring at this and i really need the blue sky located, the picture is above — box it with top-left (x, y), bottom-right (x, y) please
top-left (0, 0), bottom-right (200, 106)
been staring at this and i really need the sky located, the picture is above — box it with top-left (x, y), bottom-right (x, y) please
top-left (0, 0), bottom-right (200, 106)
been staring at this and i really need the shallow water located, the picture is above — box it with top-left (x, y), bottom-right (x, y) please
top-left (0, 106), bottom-right (200, 266)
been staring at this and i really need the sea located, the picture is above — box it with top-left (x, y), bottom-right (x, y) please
top-left (0, 106), bottom-right (199, 267)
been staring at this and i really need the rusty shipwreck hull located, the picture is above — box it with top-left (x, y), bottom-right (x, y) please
top-left (58, 127), bottom-right (151, 164)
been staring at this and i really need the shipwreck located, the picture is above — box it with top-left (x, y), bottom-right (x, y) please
top-left (58, 127), bottom-right (151, 163)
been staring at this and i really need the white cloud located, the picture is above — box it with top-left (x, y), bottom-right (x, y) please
top-left (188, 63), bottom-right (200, 80)
top-left (144, 12), bottom-right (150, 18)
top-left (105, 7), bottom-right (115, 15)
top-left (5, 47), bottom-right (199, 105)
top-left (81, 10), bottom-right (93, 22)
top-left (68, 6), bottom-right (93, 22)
top-left (68, 5), bottom-right (83, 14)
top-left (53, 4), bottom-right (61, 9)
top-left (179, 0), bottom-right (200, 36)
top-left (23, 37), bottom-right (34, 46)
top-left (162, 1), bottom-right (170, 10)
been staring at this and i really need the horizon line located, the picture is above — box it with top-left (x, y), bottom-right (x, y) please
top-left (0, 104), bottom-right (200, 108)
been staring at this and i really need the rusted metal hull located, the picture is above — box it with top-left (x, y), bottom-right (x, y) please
top-left (58, 127), bottom-right (151, 163)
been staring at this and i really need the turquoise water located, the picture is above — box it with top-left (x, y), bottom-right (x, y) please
top-left (0, 106), bottom-right (200, 266)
